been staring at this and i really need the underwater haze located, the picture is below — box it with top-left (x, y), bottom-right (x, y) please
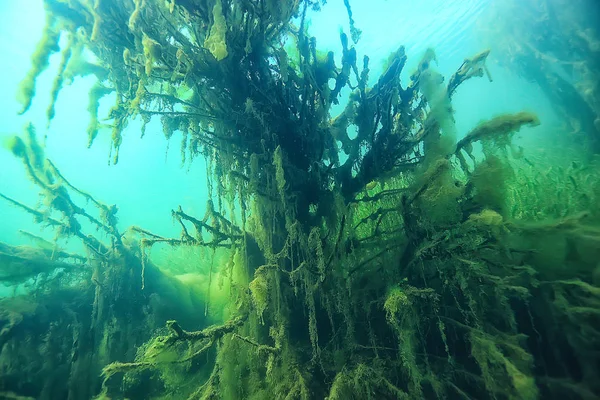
top-left (0, 0), bottom-right (599, 399)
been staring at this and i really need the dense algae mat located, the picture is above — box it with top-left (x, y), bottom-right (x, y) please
top-left (1, 0), bottom-right (600, 399)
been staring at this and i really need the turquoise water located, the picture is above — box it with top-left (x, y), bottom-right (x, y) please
top-left (0, 0), bottom-right (554, 247)
top-left (0, 0), bottom-right (207, 247)
top-left (1, 0), bottom-right (599, 398)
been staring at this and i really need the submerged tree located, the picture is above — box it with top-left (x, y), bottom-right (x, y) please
top-left (481, 0), bottom-right (600, 150)
top-left (2, 0), bottom-right (600, 399)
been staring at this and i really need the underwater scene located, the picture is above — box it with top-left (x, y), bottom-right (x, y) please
top-left (0, 0), bottom-right (599, 398)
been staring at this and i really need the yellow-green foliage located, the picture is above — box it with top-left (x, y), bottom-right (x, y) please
top-left (128, 0), bottom-right (145, 31)
top-left (130, 78), bottom-right (146, 112)
top-left (17, 17), bottom-right (61, 114)
top-left (384, 286), bottom-right (411, 324)
top-left (461, 112), bottom-right (540, 152)
top-left (24, 124), bottom-right (45, 171)
top-left (218, 335), bottom-right (254, 400)
top-left (63, 38), bottom-right (108, 82)
top-left (383, 285), bottom-right (439, 396)
top-left (230, 247), bottom-right (249, 286)
top-left (505, 211), bottom-right (600, 279)
top-left (4, 124), bottom-right (48, 185)
top-left (3, 136), bottom-right (27, 159)
top-left (328, 364), bottom-right (409, 399)
top-left (468, 208), bottom-right (503, 226)
top-left (247, 201), bottom-right (271, 253)
top-left (273, 145), bottom-right (286, 195)
top-left (125, 331), bottom-right (197, 394)
top-left (548, 279), bottom-right (600, 374)
top-left (12, 1), bottom-right (599, 399)
top-left (470, 154), bottom-right (514, 216)
top-left (249, 267), bottom-right (269, 323)
top-left (419, 66), bottom-right (457, 157)
top-left (107, 95), bottom-right (131, 164)
top-left (92, 392), bottom-right (111, 400)
top-left (470, 331), bottom-right (538, 400)
top-left (508, 153), bottom-right (600, 220)
top-left (415, 160), bottom-right (463, 226)
top-left (273, 145), bottom-right (289, 224)
top-left (86, 83), bottom-right (113, 148)
top-left (204, 0), bottom-right (228, 61)
top-left (141, 336), bottom-right (178, 363)
top-left (47, 35), bottom-right (74, 126)
top-left (273, 368), bottom-right (310, 400)
top-left (467, 208), bottom-right (506, 238)
top-left (89, 0), bottom-right (103, 41)
top-left (142, 33), bottom-right (161, 76)
top-left (305, 274), bottom-right (320, 361)
top-left (308, 227), bottom-right (325, 279)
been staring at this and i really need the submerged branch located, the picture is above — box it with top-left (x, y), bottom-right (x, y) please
top-left (232, 333), bottom-right (280, 354)
top-left (0, 192), bottom-right (62, 227)
top-left (165, 314), bottom-right (247, 345)
top-left (0, 192), bottom-right (109, 257)
top-left (456, 112), bottom-right (540, 152)
top-left (447, 49), bottom-right (492, 98)
top-left (102, 315), bottom-right (247, 383)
